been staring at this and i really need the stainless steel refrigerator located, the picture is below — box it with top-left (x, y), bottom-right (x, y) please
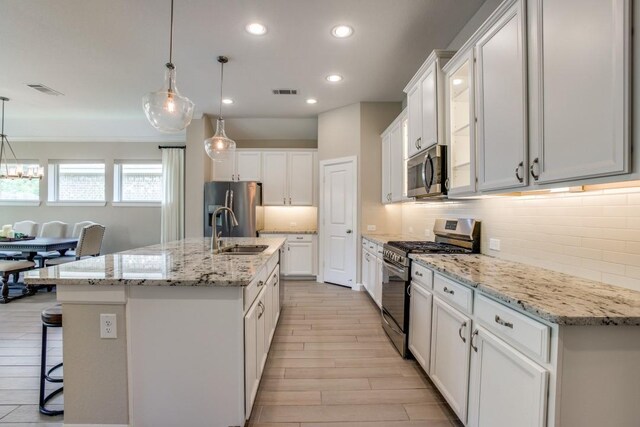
top-left (204, 181), bottom-right (263, 237)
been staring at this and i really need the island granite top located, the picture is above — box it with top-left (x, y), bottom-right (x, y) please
top-left (410, 254), bottom-right (640, 326)
top-left (23, 237), bottom-right (285, 287)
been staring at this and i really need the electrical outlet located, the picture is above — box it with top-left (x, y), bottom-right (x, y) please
top-left (424, 229), bottom-right (431, 237)
top-left (290, 222), bottom-right (297, 227)
top-left (489, 238), bottom-right (501, 251)
top-left (367, 225), bottom-right (377, 231)
top-left (100, 314), bottom-right (117, 339)
top-left (409, 226), bottom-right (414, 233)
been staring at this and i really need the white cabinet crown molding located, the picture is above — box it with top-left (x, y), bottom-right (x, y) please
top-left (403, 50), bottom-right (456, 93)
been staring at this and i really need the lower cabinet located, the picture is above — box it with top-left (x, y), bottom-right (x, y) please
top-left (468, 326), bottom-right (548, 427)
top-left (244, 287), bottom-right (263, 417)
top-left (287, 241), bottom-right (314, 275)
top-left (408, 281), bottom-right (433, 374)
top-left (361, 249), bottom-right (370, 292)
top-left (374, 256), bottom-right (383, 307)
top-left (245, 264), bottom-right (281, 419)
top-left (430, 296), bottom-right (472, 423)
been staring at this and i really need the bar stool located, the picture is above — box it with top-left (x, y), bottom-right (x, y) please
top-left (39, 304), bottom-right (63, 416)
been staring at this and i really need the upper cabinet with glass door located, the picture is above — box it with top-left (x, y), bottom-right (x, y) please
top-left (445, 51), bottom-right (476, 196)
top-left (404, 50), bottom-right (455, 159)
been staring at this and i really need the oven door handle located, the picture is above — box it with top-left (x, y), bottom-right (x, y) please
top-left (383, 260), bottom-right (407, 278)
top-left (381, 309), bottom-right (403, 336)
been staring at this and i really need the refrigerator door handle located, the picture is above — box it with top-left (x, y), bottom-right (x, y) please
top-left (229, 190), bottom-right (234, 235)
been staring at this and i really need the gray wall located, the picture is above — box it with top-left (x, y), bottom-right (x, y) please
top-left (446, 0), bottom-right (503, 50)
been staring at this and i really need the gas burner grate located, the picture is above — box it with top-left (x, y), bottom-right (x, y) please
top-left (386, 241), bottom-right (471, 254)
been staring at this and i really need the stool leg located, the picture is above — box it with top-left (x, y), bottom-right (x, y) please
top-left (39, 324), bottom-right (47, 411)
top-left (1, 274), bottom-right (9, 304)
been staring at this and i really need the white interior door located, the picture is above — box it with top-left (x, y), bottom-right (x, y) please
top-left (321, 158), bottom-right (356, 288)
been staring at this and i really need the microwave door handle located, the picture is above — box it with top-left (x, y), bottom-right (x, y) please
top-left (422, 154), bottom-right (432, 193)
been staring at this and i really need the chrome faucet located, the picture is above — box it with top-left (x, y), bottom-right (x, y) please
top-left (211, 206), bottom-right (239, 251)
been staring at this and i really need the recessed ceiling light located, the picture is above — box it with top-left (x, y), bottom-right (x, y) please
top-left (245, 22), bottom-right (267, 35)
top-left (326, 74), bottom-right (343, 83)
top-left (222, 98), bottom-right (234, 104)
top-left (453, 78), bottom-right (464, 86)
top-left (306, 98), bottom-right (318, 104)
top-left (331, 25), bottom-right (354, 38)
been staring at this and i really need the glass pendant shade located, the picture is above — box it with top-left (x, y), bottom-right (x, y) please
top-left (143, 65), bottom-right (194, 133)
top-left (204, 118), bottom-right (236, 162)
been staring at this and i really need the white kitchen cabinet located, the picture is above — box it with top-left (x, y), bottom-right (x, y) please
top-left (271, 266), bottom-right (280, 328)
top-left (288, 152), bottom-right (314, 205)
top-left (256, 289), bottom-right (267, 374)
top-left (264, 269), bottom-right (274, 348)
top-left (430, 296), bottom-right (471, 423)
top-left (528, 0), bottom-right (630, 185)
top-left (235, 151), bottom-right (262, 182)
top-left (468, 326), bottom-right (548, 427)
top-left (406, 82), bottom-right (422, 159)
top-left (381, 110), bottom-right (407, 204)
top-left (361, 249), bottom-right (370, 292)
top-left (262, 152), bottom-right (288, 205)
top-left (244, 287), bottom-right (263, 417)
top-left (404, 50), bottom-right (454, 159)
top-left (211, 150), bottom-right (262, 182)
top-left (446, 50), bottom-right (476, 197)
top-left (381, 132), bottom-right (391, 204)
top-left (408, 282), bottom-right (433, 374)
top-left (476, 0), bottom-right (528, 192)
top-left (286, 241), bottom-right (314, 276)
top-left (262, 151), bottom-right (315, 206)
top-left (367, 249), bottom-right (377, 303)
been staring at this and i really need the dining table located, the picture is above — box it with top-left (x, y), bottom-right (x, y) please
top-left (0, 237), bottom-right (79, 299)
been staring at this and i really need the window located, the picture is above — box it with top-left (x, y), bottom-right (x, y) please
top-left (113, 162), bottom-right (162, 204)
top-left (48, 162), bottom-right (106, 204)
top-left (0, 161), bottom-right (42, 204)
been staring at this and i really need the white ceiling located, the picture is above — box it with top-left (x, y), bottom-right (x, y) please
top-left (1, 0), bottom-right (484, 141)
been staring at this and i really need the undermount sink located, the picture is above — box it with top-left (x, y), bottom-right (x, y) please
top-left (217, 245), bottom-right (269, 255)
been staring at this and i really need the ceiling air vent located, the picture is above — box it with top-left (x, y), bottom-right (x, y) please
top-left (27, 84), bottom-right (64, 96)
top-left (272, 89), bottom-right (298, 95)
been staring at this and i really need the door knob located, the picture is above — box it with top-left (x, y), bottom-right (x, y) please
top-left (346, 229), bottom-right (353, 234)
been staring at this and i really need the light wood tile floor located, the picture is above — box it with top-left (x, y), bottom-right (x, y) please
top-left (0, 290), bottom-right (63, 426)
top-left (248, 280), bottom-right (463, 427)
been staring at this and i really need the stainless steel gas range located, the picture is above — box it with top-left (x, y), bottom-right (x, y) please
top-left (381, 218), bottom-right (480, 358)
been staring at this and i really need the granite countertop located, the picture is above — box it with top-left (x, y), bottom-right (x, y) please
top-left (260, 230), bottom-right (317, 235)
top-left (362, 233), bottom-right (424, 246)
top-left (410, 254), bottom-right (640, 326)
top-left (24, 237), bottom-right (285, 288)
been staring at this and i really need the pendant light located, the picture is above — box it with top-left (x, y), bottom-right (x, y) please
top-left (0, 97), bottom-right (43, 180)
top-left (142, 0), bottom-right (194, 133)
top-left (204, 56), bottom-right (236, 163)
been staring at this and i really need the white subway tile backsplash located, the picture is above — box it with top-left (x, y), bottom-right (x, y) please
top-left (401, 188), bottom-right (640, 292)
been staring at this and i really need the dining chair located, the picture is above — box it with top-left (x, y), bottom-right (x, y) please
top-left (0, 221), bottom-right (39, 259)
top-left (71, 221), bottom-right (95, 238)
top-left (46, 224), bottom-right (106, 266)
top-left (37, 221), bottom-right (69, 262)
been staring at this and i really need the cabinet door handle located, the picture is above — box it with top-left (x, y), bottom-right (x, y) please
top-left (515, 161), bottom-right (524, 183)
top-left (258, 301), bottom-right (265, 318)
top-left (530, 158), bottom-right (540, 181)
top-left (444, 178), bottom-right (450, 191)
top-left (458, 321), bottom-right (467, 343)
top-left (443, 286), bottom-right (455, 295)
top-left (417, 137), bottom-right (422, 149)
top-left (289, 197), bottom-right (292, 205)
top-left (495, 315), bottom-right (514, 329)
top-left (406, 284), bottom-right (412, 297)
top-left (415, 271), bottom-right (423, 277)
top-left (283, 197), bottom-right (286, 205)
top-left (257, 280), bottom-right (265, 288)
top-left (237, 174), bottom-right (240, 181)
top-left (471, 329), bottom-right (479, 352)
top-left (296, 236), bottom-right (304, 239)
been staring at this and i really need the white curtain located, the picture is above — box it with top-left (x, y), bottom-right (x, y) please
top-left (161, 148), bottom-right (185, 244)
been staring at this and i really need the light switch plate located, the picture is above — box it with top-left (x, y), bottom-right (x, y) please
top-left (367, 225), bottom-right (377, 231)
top-left (489, 238), bottom-right (501, 251)
top-left (100, 313), bottom-right (117, 339)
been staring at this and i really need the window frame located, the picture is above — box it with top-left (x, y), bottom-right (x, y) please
top-left (47, 160), bottom-right (107, 207)
top-left (112, 160), bottom-right (162, 207)
top-left (0, 159), bottom-right (43, 206)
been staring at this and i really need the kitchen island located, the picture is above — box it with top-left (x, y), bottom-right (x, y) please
top-left (24, 237), bottom-right (286, 427)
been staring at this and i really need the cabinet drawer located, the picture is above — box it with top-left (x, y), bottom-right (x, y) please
top-left (411, 263), bottom-right (433, 288)
top-left (475, 294), bottom-right (550, 363)
top-left (244, 267), bottom-right (268, 313)
top-left (376, 244), bottom-right (384, 257)
top-left (362, 239), bottom-right (369, 249)
top-left (433, 274), bottom-right (473, 314)
top-left (288, 234), bottom-right (312, 242)
top-left (367, 241), bottom-right (376, 251)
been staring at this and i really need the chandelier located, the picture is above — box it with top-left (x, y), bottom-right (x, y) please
top-left (0, 97), bottom-right (43, 180)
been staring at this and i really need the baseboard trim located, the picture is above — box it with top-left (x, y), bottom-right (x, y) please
top-left (64, 424), bottom-right (129, 427)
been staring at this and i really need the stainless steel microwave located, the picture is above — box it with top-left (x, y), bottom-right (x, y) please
top-left (406, 145), bottom-right (447, 198)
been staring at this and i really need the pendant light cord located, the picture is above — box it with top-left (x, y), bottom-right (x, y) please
top-left (218, 60), bottom-right (224, 119)
top-left (168, 0), bottom-right (174, 66)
